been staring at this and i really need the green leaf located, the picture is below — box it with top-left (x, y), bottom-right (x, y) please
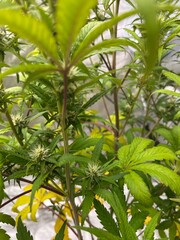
top-left (16, 217), bottom-right (33, 240)
top-left (81, 87), bottom-right (114, 112)
top-left (95, 189), bottom-right (137, 240)
top-left (0, 213), bottom-right (15, 226)
top-left (71, 10), bottom-right (137, 64)
top-left (30, 173), bottom-right (48, 209)
top-left (132, 163), bottom-right (180, 195)
top-left (156, 126), bottom-right (180, 151)
top-left (130, 211), bottom-right (148, 231)
top-left (117, 137), bottom-right (177, 170)
top-left (54, 220), bottom-right (67, 240)
top-left (91, 137), bottom-right (104, 162)
top-left (174, 111), bottom-right (180, 120)
top-left (81, 192), bottom-right (94, 225)
top-left (57, 153), bottom-right (90, 167)
top-left (0, 10), bottom-right (58, 60)
top-left (118, 137), bottom-right (154, 168)
top-left (5, 86), bottom-right (22, 95)
top-left (72, 21), bottom-right (100, 54)
top-left (155, 89), bottom-right (180, 98)
top-left (76, 38), bottom-right (141, 60)
top-left (0, 64), bottom-right (57, 81)
top-left (163, 70), bottom-right (180, 86)
top-left (169, 222), bottom-right (177, 240)
top-left (135, 0), bottom-right (159, 72)
top-left (124, 171), bottom-right (153, 206)
top-left (169, 197), bottom-right (180, 203)
top-left (56, 0), bottom-right (97, 59)
top-left (76, 227), bottom-right (121, 240)
top-left (0, 229), bottom-right (10, 240)
top-left (143, 212), bottom-right (161, 240)
top-left (131, 146), bottom-right (177, 165)
top-left (7, 170), bottom-right (31, 180)
top-left (70, 137), bottom-right (100, 152)
top-left (94, 199), bottom-right (120, 236)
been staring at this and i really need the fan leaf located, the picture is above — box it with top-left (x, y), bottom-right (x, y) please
top-left (124, 171), bottom-right (153, 206)
top-left (132, 163), bottom-right (180, 195)
top-left (16, 217), bottom-right (33, 240)
top-left (56, 0), bottom-right (97, 59)
top-left (0, 10), bottom-right (58, 60)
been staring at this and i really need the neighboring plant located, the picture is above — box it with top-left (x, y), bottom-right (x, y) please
top-left (0, 0), bottom-right (180, 239)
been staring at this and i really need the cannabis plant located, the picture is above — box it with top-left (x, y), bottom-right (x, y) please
top-left (0, 0), bottom-right (180, 239)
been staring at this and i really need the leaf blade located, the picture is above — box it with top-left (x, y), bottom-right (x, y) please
top-left (0, 10), bottom-right (58, 60)
top-left (124, 171), bottom-right (152, 206)
top-left (56, 0), bottom-right (97, 59)
top-left (132, 163), bottom-right (180, 195)
top-left (16, 217), bottom-right (33, 240)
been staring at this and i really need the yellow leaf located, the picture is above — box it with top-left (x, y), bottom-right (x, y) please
top-left (41, 191), bottom-right (61, 202)
top-left (31, 203), bottom-right (40, 221)
top-left (54, 217), bottom-right (70, 240)
top-left (16, 205), bottom-right (30, 223)
top-left (23, 184), bottom-right (32, 191)
top-left (34, 188), bottom-right (46, 202)
top-left (12, 195), bottom-right (30, 212)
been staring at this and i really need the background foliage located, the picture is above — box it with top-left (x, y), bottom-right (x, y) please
top-left (0, 0), bottom-right (180, 239)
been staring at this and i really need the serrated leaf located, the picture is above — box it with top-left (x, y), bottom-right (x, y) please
top-left (94, 199), bottom-right (119, 236)
top-left (55, 220), bottom-right (67, 240)
top-left (156, 126), bottom-right (180, 151)
top-left (118, 137), bottom-right (154, 168)
top-left (131, 146), bottom-right (177, 165)
top-left (143, 212), bottom-right (161, 240)
top-left (16, 217), bottom-right (33, 240)
top-left (81, 192), bottom-right (94, 225)
top-left (156, 128), bottom-right (174, 145)
top-left (0, 10), bottom-right (58, 60)
top-left (0, 213), bottom-right (15, 226)
top-left (57, 153), bottom-right (90, 167)
top-left (71, 10), bottom-right (137, 64)
top-left (130, 211), bottom-right (148, 231)
top-left (81, 87), bottom-right (114, 112)
top-left (56, 0), bottom-right (97, 59)
top-left (76, 227), bottom-right (121, 240)
top-left (70, 137), bottom-right (99, 152)
top-left (163, 70), bottom-right (180, 86)
top-left (0, 64), bottom-right (57, 81)
top-left (135, 0), bottom-right (159, 72)
top-left (0, 229), bottom-right (10, 240)
top-left (72, 21), bottom-right (100, 54)
top-left (76, 38), bottom-right (141, 60)
top-left (91, 137), bottom-right (104, 162)
top-left (132, 163), bottom-right (180, 195)
top-left (95, 189), bottom-right (137, 240)
top-left (124, 171), bottom-right (153, 206)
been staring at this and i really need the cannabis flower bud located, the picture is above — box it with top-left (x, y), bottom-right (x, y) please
top-left (29, 145), bottom-right (49, 162)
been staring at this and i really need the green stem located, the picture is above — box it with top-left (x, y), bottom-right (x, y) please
top-left (112, 0), bottom-right (121, 152)
top-left (4, 104), bottom-right (24, 147)
top-left (60, 69), bottom-right (83, 240)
